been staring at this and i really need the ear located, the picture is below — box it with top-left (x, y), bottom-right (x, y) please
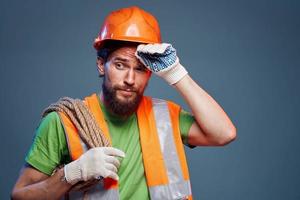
top-left (96, 57), bottom-right (105, 76)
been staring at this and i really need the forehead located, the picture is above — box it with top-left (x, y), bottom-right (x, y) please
top-left (108, 46), bottom-right (138, 62)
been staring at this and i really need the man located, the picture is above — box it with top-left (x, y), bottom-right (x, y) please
top-left (11, 6), bottom-right (236, 200)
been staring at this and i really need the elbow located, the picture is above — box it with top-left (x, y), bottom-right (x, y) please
top-left (11, 187), bottom-right (23, 200)
top-left (216, 125), bottom-right (237, 146)
top-left (11, 190), bottom-right (19, 200)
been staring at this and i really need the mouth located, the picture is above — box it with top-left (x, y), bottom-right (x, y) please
top-left (117, 89), bottom-right (136, 97)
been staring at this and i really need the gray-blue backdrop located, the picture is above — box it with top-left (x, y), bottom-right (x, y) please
top-left (1, 0), bottom-right (299, 199)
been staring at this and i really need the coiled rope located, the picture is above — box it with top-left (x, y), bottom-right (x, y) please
top-left (43, 97), bottom-right (110, 148)
top-left (43, 97), bottom-right (110, 196)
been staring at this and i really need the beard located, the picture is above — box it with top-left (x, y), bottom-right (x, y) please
top-left (102, 81), bottom-right (144, 117)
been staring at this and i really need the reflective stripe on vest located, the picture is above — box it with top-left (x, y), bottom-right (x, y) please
top-left (58, 93), bottom-right (192, 200)
top-left (148, 98), bottom-right (192, 200)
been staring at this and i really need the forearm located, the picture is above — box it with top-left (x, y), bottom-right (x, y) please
top-left (174, 74), bottom-right (236, 144)
top-left (11, 168), bottom-right (72, 200)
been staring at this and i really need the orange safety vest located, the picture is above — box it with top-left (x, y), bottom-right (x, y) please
top-left (58, 93), bottom-right (192, 200)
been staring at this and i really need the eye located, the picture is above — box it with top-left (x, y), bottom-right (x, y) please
top-left (135, 66), bottom-right (148, 73)
top-left (115, 62), bottom-right (124, 70)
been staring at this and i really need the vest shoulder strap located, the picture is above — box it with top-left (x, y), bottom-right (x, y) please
top-left (137, 96), bottom-right (169, 186)
top-left (84, 93), bottom-right (118, 189)
top-left (58, 111), bottom-right (84, 160)
top-left (84, 93), bottom-right (112, 144)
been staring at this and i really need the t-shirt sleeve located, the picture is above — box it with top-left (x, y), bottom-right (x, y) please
top-left (25, 112), bottom-right (70, 175)
top-left (179, 109), bottom-right (195, 147)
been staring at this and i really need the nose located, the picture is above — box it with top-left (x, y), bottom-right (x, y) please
top-left (124, 68), bottom-right (135, 86)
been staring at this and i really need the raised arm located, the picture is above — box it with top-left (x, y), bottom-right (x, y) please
top-left (174, 74), bottom-right (236, 146)
top-left (136, 43), bottom-right (236, 146)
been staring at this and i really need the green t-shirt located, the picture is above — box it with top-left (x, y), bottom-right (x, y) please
top-left (26, 97), bottom-right (195, 199)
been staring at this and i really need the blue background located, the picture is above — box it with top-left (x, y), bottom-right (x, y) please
top-left (1, 0), bottom-right (300, 199)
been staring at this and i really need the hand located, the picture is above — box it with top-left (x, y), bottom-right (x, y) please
top-left (135, 43), bottom-right (188, 85)
top-left (64, 147), bottom-right (125, 185)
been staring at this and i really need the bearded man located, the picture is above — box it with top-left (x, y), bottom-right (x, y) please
top-left (11, 6), bottom-right (236, 200)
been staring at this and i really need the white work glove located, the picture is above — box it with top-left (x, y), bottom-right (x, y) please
top-left (135, 43), bottom-right (188, 85)
top-left (64, 147), bottom-right (125, 185)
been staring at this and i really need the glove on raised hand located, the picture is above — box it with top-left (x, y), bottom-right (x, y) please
top-left (64, 147), bottom-right (125, 185)
top-left (135, 43), bottom-right (188, 85)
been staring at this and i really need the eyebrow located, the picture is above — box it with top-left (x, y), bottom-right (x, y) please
top-left (112, 57), bottom-right (129, 63)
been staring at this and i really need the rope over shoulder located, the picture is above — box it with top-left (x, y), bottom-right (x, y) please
top-left (43, 97), bottom-right (111, 193)
top-left (42, 97), bottom-right (110, 148)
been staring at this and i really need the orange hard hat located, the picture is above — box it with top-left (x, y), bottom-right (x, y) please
top-left (94, 6), bottom-right (161, 50)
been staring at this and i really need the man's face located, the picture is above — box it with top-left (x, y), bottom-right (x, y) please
top-left (98, 45), bottom-right (151, 116)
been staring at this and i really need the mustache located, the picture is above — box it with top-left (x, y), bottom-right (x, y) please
top-left (114, 85), bottom-right (138, 92)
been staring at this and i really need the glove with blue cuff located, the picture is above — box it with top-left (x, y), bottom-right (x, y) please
top-left (135, 43), bottom-right (188, 85)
